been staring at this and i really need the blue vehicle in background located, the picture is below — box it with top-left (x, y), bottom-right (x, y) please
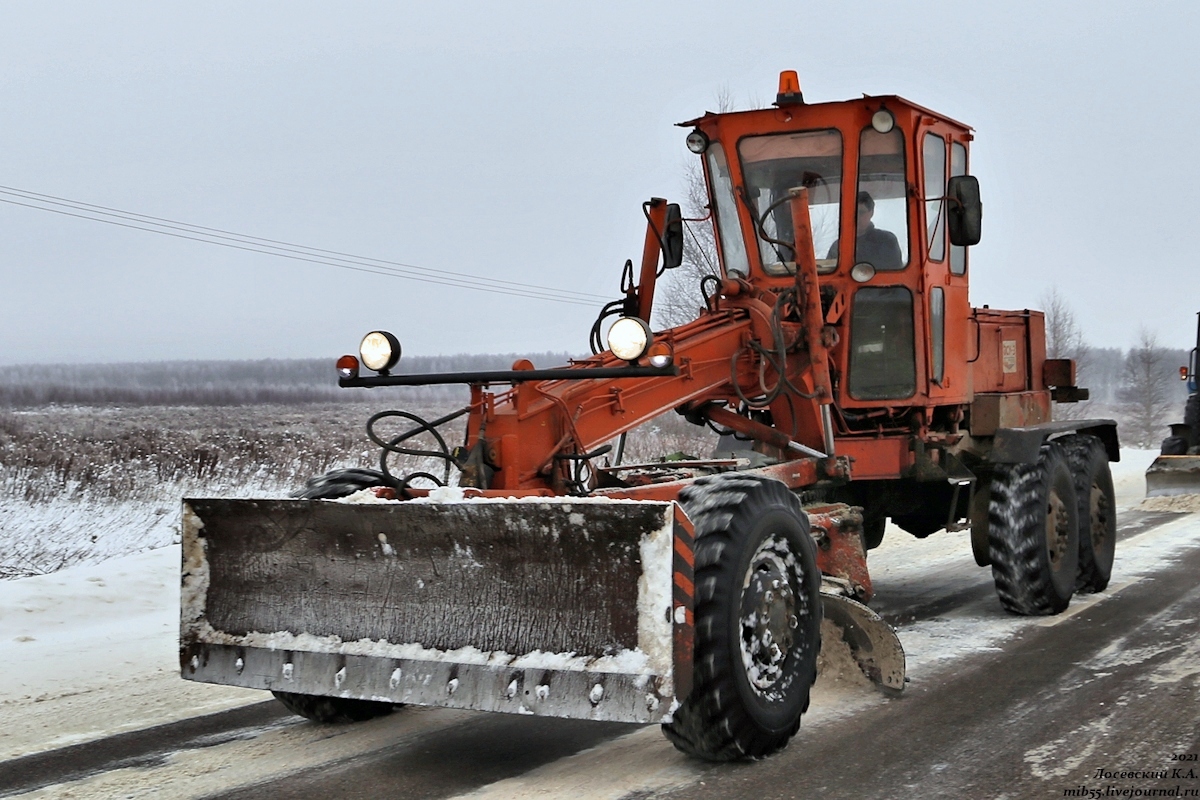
top-left (1147, 313), bottom-right (1200, 496)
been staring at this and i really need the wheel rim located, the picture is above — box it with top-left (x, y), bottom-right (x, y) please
top-left (1045, 489), bottom-right (1070, 571)
top-left (739, 534), bottom-right (801, 697)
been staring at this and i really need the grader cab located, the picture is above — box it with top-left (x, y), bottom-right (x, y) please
top-left (182, 72), bottom-right (1119, 762)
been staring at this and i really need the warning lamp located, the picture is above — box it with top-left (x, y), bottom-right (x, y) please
top-left (1182, 366), bottom-right (1189, 381)
top-left (775, 70), bottom-right (804, 106)
top-left (359, 330), bottom-right (402, 374)
top-left (337, 355), bottom-right (360, 379)
top-left (646, 341), bottom-right (673, 369)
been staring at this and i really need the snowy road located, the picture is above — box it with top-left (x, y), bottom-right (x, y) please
top-left (4, 451), bottom-right (1199, 799)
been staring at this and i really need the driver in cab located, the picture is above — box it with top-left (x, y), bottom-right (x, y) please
top-left (827, 191), bottom-right (902, 271)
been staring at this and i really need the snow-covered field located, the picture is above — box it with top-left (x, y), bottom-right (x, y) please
top-left (0, 403), bottom-right (714, 579)
top-left (1, 446), bottom-right (1187, 769)
top-left (0, 404), bottom-right (443, 577)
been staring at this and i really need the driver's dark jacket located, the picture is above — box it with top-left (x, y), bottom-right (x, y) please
top-left (826, 224), bottom-right (903, 271)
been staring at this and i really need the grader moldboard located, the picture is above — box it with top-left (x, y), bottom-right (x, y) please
top-left (182, 72), bottom-right (1121, 761)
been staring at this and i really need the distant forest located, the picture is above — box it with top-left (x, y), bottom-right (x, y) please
top-left (0, 346), bottom-right (1191, 423)
top-left (1077, 347), bottom-right (1189, 405)
top-left (0, 352), bottom-right (579, 407)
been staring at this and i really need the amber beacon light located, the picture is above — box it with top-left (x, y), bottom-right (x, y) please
top-left (775, 70), bottom-right (804, 105)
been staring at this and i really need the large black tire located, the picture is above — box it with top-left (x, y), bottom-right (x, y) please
top-left (1058, 434), bottom-right (1116, 593)
top-left (272, 691), bottom-right (396, 723)
top-left (293, 468), bottom-right (392, 499)
top-left (987, 441), bottom-right (1079, 615)
top-left (661, 474), bottom-right (822, 762)
top-left (861, 513), bottom-right (886, 551)
top-left (1161, 436), bottom-right (1189, 456)
top-left (892, 513), bottom-right (944, 538)
top-left (1185, 393), bottom-right (1199, 439)
top-left (271, 469), bottom-right (398, 724)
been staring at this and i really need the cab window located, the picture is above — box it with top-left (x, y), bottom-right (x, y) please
top-left (930, 287), bottom-right (945, 383)
top-left (849, 287), bottom-right (916, 400)
top-left (950, 142), bottom-right (968, 275)
top-left (853, 127), bottom-right (909, 271)
top-left (923, 133), bottom-right (947, 262)
top-left (705, 144), bottom-right (751, 277)
top-left (738, 130), bottom-right (842, 276)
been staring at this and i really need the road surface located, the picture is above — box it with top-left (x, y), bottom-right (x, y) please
top-left (4, 504), bottom-right (1198, 800)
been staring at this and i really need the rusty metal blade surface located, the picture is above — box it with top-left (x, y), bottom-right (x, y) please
top-left (181, 497), bottom-right (679, 722)
top-left (1145, 455), bottom-right (1200, 497)
top-left (819, 591), bottom-right (906, 693)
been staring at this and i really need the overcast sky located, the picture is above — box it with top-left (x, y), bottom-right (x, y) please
top-left (1, 1), bottom-right (1197, 366)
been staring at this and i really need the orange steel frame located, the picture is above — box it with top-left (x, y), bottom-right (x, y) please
top-left (438, 93), bottom-right (1046, 507)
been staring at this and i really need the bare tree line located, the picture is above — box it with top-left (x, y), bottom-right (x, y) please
top-left (0, 352), bottom-right (577, 408)
top-left (1042, 286), bottom-right (1189, 447)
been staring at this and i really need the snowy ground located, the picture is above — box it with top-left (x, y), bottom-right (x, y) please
top-left (0, 447), bottom-right (1189, 771)
top-left (0, 546), bottom-right (261, 761)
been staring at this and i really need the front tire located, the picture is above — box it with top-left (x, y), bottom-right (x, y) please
top-left (987, 442), bottom-right (1079, 615)
top-left (271, 469), bottom-right (399, 724)
top-left (662, 474), bottom-right (821, 761)
top-left (272, 691), bottom-right (396, 723)
top-left (1059, 434), bottom-right (1116, 593)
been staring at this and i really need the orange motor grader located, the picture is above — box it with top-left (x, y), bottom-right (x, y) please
top-left (181, 72), bottom-right (1119, 762)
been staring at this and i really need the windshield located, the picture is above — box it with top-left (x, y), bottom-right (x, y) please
top-left (739, 130), bottom-right (842, 275)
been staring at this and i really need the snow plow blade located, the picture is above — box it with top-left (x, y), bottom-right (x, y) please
top-left (181, 497), bottom-right (688, 724)
top-left (1145, 455), bottom-right (1200, 498)
top-left (819, 590), bottom-right (906, 693)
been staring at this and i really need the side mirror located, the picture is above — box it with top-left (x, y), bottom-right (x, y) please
top-left (946, 175), bottom-right (982, 247)
top-left (662, 203), bottom-right (684, 269)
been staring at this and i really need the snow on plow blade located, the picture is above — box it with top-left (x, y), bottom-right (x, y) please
top-left (181, 497), bottom-right (689, 724)
top-left (1145, 455), bottom-right (1200, 497)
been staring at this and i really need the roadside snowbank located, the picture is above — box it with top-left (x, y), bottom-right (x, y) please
top-left (0, 545), bottom-right (259, 759)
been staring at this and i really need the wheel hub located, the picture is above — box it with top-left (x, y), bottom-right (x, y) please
top-left (740, 536), bottom-right (800, 694)
top-left (1045, 490), bottom-right (1070, 570)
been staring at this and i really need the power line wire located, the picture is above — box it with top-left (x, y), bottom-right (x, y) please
top-left (0, 184), bottom-right (606, 301)
top-left (0, 185), bottom-right (614, 306)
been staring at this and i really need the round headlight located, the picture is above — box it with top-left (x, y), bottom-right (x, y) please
top-left (359, 330), bottom-right (401, 373)
top-left (607, 317), bottom-right (652, 362)
top-left (871, 109), bottom-right (895, 134)
top-left (685, 129), bottom-right (709, 154)
top-left (850, 262), bottom-right (877, 283)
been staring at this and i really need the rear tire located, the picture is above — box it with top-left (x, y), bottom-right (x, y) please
top-left (661, 474), bottom-right (821, 762)
top-left (1058, 434), bottom-right (1116, 593)
top-left (1185, 393), bottom-right (1199, 444)
top-left (987, 441), bottom-right (1079, 615)
top-left (272, 469), bottom-right (399, 724)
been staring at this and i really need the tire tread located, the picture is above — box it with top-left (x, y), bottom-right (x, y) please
top-left (662, 474), bottom-right (820, 761)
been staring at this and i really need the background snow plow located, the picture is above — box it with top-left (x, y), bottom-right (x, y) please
top-left (1147, 312), bottom-right (1200, 498)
